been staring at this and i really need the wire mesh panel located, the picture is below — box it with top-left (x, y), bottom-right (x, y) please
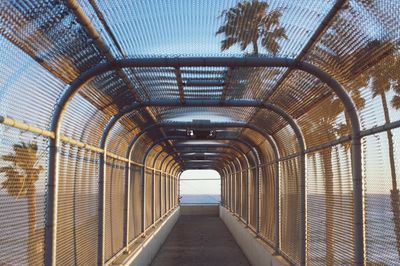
top-left (0, 131), bottom-right (48, 265)
top-left (154, 171), bottom-right (161, 221)
top-left (260, 163), bottom-right (276, 244)
top-left (235, 170), bottom-right (241, 215)
top-left (161, 173), bottom-right (166, 216)
top-left (165, 175), bottom-right (170, 211)
top-left (145, 169), bottom-right (153, 229)
top-left (129, 164), bottom-right (142, 241)
top-left (364, 129), bottom-right (400, 264)
top-left (306, 144), bottom-right (354, 265)
top-left (249, 167), bottom-right (257, 229)
top-left (104, 158), bottom-right (126, 261)
top-left (241, 170), bottom-right (248, 221)
top-left (57, 143), bottom-right (99, 265)
top-left (280, 157), bottom-right (301, 265)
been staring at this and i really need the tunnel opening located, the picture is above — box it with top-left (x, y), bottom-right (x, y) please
top-left (179, 169), bottom-right (221, 205)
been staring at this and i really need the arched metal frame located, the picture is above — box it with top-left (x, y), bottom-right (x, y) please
top-left (162, 143), bottom-right (251, 212)
top-left (125, 112), bottom-right (299, 254)
top-left (46, 57), bottom-right (363, 266)
top-left (142, 136), bottom-right (261, 227)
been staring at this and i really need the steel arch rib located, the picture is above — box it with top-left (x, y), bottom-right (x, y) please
top-left (47, 57), bottom-right (363, 266)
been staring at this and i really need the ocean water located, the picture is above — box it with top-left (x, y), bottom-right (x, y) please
top-left (180, 194), bottom-right (221, 204)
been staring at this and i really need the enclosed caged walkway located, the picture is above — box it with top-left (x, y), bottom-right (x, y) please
top-left (0, 0), bottom-right (400, 265)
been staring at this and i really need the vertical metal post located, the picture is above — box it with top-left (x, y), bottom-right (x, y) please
top-left (160, 155), bottom-right (169, 216)
top-left (164, 159), bottom-right (174, 212)
top-left (230, 162), bottom-right (237, 214)
top-left (46, 134), bottom-right (59, 266)
top-left (256, 163), bottom-right (260, 235)
top-left (152, 151), bottom-right (163, 224)
top-left (226, 164), bottom-right (233, 211)
top-left (352, 135), bottom-right (364, 266)
top-left (274, 157), bottom-right (280, 254)
top-left (123, 161), bottom-right (131, 249)
top-left (246, 161), bottom-right (251, 226)
top-left (235, 158), bottom-right (243, 216)
top-left (98, 150), bottom-right (106, 265)
top-left (152, 168), bottom-right (156, 226)
top-left (140, 164), bottom-right (146, 235)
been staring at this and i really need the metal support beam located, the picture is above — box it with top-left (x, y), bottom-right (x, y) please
top-left (174, 67), bottom-right (185, 104)
top-left (50, 55), bottom-right (362, 266)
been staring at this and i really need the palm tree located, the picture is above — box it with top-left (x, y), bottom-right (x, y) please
top-left (299, 86), bottom-right (365, 264)
top-left (216, 0), bottom-right (287, 55)
top-left (357, 43), bottom-right (400, 257)
top-left (0, 141), bottom-right (44, 264)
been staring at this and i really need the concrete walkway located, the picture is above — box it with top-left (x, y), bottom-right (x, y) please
top-left (151, 215), bottom-right (250, 266)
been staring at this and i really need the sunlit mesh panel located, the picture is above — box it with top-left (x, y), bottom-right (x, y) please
top-left (57, 143), bottom-right (99, 265)
top-left (269, 71), bottom-right (333, 119)
top-left (251, 109), bottom-right (288, 137)
top-left (364, 129), bottom-right (400, 264)
top-left (145, 169), bottom-right (153, 229)
top-left (227, 67), bottom-right (288, 100)
top-left (154, 171), bottom-right (161, 220)
top-left (128, 164), bottom-right (142, 242)
top-left (61, 94), bottom-right (110, 147)
top-left (166, 174), bottom-right (171, 211)
top-left (0, 1), bottom-right (103, 82)
top-left (298, 95), bottom-right (349, 150)
top-left (260, 163), bottom-right (276, 244)
top-left (249, 167), bottom-right (257, 229)
top-left (0, 35), bottom-right (64, 129)
top-left (235, 170), bottom-right (241, 215)
top-left (104, 158), bottom-right (125, 262)
top-left (240, 170), bottom-right (248, 222)
top-left (280, 157), bottom-right (301, 264)
top-left (307, 144), bottom-right (354, 265)
top-left (1, 0), bottom-right (400, 264)
top-left (0, 131), bottom-right (48, 265)
top-left (274, 125), bottom-right (299, 157)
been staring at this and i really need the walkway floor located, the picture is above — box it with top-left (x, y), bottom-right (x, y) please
top-left (151, 215), bottom-right (250, 266)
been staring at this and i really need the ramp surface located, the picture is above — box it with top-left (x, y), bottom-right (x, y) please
top-left (151, 215), bottom-right (250, 266)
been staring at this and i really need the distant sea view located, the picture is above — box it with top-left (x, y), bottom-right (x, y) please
top-left (180, 194), bottom-right (221, 204)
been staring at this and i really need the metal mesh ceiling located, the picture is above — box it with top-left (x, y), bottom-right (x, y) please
top-left (1, 0), bottom-right (400, 265)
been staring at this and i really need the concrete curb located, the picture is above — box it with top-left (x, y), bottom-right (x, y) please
top-left (219, 206), bottom-right (289, 266)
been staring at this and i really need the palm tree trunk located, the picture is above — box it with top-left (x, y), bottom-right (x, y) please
top-left (252, 40), bottom-right (259, 55)
top-left (381, 93), bottom-right (400, 257)
top-left (321, 149), bottom-right (334, 265)
top-left (27, 184), bottom-right (37, 265)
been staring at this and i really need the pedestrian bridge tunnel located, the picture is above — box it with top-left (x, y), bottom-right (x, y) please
top-left (0, 1), bottom-right (399, 265)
